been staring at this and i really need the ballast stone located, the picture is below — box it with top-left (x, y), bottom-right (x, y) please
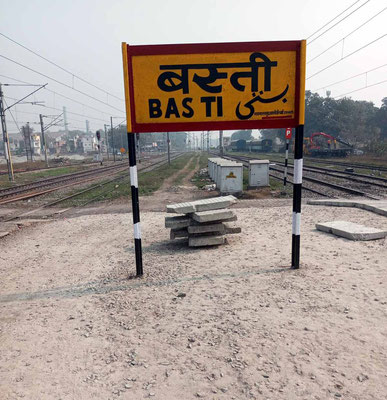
top-left (316, 220), bottom-right (387, 241)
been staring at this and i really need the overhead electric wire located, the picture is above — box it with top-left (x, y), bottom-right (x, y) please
top-left (0, 31), bottom-right (124, 102)
top-left (308, 0), bottom-right (371, 45)
top-left (333, 78), bottom-right (387, 98)
top-left (307, 6), bottom-right (387, 64)
top-left (0, 73), bottom-right (123, 122)
top-left (306, 0), bottom-right (362, 40)
top-left (306, 33), bottom-right (387, 80)
top-left (312, 63), bottom-right (387, 91)
top-left (0, 54), bottom-right (125, 113)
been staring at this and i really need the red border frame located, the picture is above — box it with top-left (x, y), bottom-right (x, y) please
top-left (125, 41), bottom-right (302, 133)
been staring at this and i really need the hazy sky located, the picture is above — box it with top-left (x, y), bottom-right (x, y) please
top-left (1, 0), bottom-right (386, 136)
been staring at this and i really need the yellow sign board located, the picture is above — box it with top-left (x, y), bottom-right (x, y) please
top-left (122, 41), bottom-right (306, 133)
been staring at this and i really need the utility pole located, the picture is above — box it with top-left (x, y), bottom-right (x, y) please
top-left (219, 130), bottom-right (223, 156)
top-left (207, 131), bottom-right (210, 153)
top-left (26, 122), bottom-right (33, 162)
top-left (39, 114), bottom-right (49, 167)
top-left (110, 116), bottom-right (115, 162)
top-left (136, 132), bottom-right (141, 163)
top-left (63, 106), bottom-right (69, 135)
top-left (104, 124), bottom-right (110, 160)
top-left (86, 120), bottom-right (90, 134)
top-left (167, 131), bottom-right (171, 165)
top-left (0, 84), bottom-right (14, 181)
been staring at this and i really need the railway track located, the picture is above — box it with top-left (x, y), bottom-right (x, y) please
top-left (216, 153), bottom-right (385, 199)
top-left (0, 153), bottom-right (187, 209)
top-left (303, 157), bottom-right (387, 173)
top-left (0, 163), bottom-right (127, 205)
top-left (0, 153), bottom-right (184, 206)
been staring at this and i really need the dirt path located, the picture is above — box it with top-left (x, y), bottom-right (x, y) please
top-left (157, 154), bottom-right (197, 192)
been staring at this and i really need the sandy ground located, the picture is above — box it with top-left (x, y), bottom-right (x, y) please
top-left (0, 198), bottom-right (386, 400)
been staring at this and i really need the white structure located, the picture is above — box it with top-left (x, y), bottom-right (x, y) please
top-left (248, 160), bottom-right (269, 187)
top-left (208, 158), bottom-right (243, 194)
top-left (31, 135), bottom-right (41, 155)
top-left (81, 136), bottom-right (97, 153)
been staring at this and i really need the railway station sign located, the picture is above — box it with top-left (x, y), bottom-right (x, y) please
top-left (122, 40), bottom-right (306, 133)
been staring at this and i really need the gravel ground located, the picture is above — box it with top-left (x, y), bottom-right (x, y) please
top-left (0, 200), bottom-right (386, 399)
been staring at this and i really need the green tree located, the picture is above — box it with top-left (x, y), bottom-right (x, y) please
top-left (231, 129), bottom-right (252, 141)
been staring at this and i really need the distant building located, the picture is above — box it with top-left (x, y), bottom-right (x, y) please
top-left (81, 136), bottom-right (97, 153)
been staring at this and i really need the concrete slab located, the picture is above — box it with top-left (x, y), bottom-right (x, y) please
top-left (316, 220), bottom-right (387, 241)
top-left (166, 202), bottom-right (195, 214)
top-left (170, 228), bottom-right (189, 240)
top-left (194, 196), bottom-right (237, 212)
top-left (191, 209), bottom-right (235, 223)
top-left (188, 223), bottom-right (225, 234)
top-left (166, 196), bottom-right (237, 214)
top-left (308, 199), bottom-right (387, 217)
top-left (188, 235), bottom-right (225, 247)
top-left (165, 216), bottom-right (191, 229)
top-left (223, 223), bottom-right (242, 234)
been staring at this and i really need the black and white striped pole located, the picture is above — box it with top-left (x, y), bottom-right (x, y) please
top-left (127, 131), bottom-right (143, 276)
top-left (291, 124), bottom-right (304, 269)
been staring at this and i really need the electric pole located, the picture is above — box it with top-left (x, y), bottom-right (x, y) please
top-left (207, 131), bottom-right (210, 153)
top-left (110, 116), bottom-right (115, 162)
top-left (26, 122), bottom-right (33, 162)
top-left (63, 106), bottom-right (69, 135)
top-left (39, 114), bottom-right (49, 167)
top-left (104, 124), bottom-right (110, 160)
top-left (219, 130), bottom-right (223, 156)
top-left (0, 84), bottom-right (14, 181)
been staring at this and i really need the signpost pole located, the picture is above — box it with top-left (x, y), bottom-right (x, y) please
top-left (291, 124), bottom-right (304, 269)
top-left (127, 131), bottom-right (143, 276)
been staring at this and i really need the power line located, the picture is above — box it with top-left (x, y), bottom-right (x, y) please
top-left (308, 0), bottom-right (371, 45)
top-left (0, 31), bottom-right (124, 102)
top-left (312, 63), bottom-right (387, 91)
top-left (0, 54), bottom-right (125, 113)
top-left (0, 73), bottom-right (124, 121)
top-left (333, 78), bottom-right (387, 98)
top-left (307, 6), bottom-right (387, 64)
top-left (307, 34), bottom-right (387, 80)
top-left (306, 0), bottom-right (362, 40)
